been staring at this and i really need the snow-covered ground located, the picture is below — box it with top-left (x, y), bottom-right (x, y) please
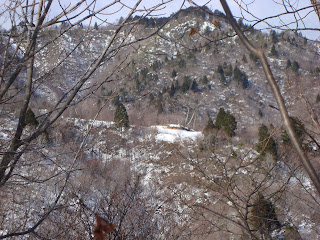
top-left (152, 124), bottom-right (203, 143)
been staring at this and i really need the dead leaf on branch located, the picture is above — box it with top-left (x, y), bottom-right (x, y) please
top-left (189, 27), bottom-right (197, 36)
top-left (93, 215), bottom-right (116, 240)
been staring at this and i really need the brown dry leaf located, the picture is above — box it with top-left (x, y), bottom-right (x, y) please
top-left (93, 215), bottom-right (116, 240)
top-left (213, 18), bottom-right (220, 26)
top-left (189, 27), bottom-right (197, 36)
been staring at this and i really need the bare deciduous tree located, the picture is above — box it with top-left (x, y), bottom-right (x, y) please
top-left (0, 0), bottom-right (176, 238)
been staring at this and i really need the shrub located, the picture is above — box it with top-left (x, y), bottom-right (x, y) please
top-left (250, 193), bottom-right (280, 237)
top-left (201, 75), bottom-right (209, 84)
top-left (24, 108), bottom-right (39, 127)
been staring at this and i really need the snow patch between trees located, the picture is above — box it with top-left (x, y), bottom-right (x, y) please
top-left (152, 124), bottom-right (203, 143)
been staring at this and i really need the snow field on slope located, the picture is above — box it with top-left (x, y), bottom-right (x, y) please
top-left (152, 125), bottom-right (203, 143)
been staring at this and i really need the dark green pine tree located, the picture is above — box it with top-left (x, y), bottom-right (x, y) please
top-left (292, 60), bottom-right (300, 73)
top-left (286, 59), bottom-right (292, 69)
top-left (222, 112), bottom-right (237, 137)
top-left (217, 65), bottom-right (224, 75)
top-left (282, 117), bottom-right (304, 145)
top-left (249, 53), bottom-right (259, 64)
top-left (215, 108), bottom-right (237, 137)
top-left (203, 117), bottom-right (215, 135)
top-left (182, 76), bottom-right (191, 93)
top-left (224, 62), bottom-right (233, 77)
top-left (233, 66), bottom-right (249, 89)
top-left (220, 74), bottom-right (227, 86)
top-left (94, 22), bottom-right (98, 30)
top-left (242, 54), bottom-right (247, 63)
top-left (191, 79), bottom-right (198, 92)
top-left (169, 83), bottom-right (176, 97)
top-left (215, 108), bottom-right (226, 129)
top-left (175, 80), bottom-right (180, 91)
top-left (157, 102), bottom-right (164, 114)
top-left (270, 44), bottom-right (278, 57)
top-left (233, 66), bottom-right (241, 83)
top-left (114, 103), bottom-right (129, 128)
top-left (149, 92), bottom-right (155, 104)
top-left (256, 124), bottom-right (277, 157)
top-left (270, 30), bottom-right (278, 44)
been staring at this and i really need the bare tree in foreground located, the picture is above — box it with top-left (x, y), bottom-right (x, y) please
top-left (0, 0), bottom-right (320, 239)
top-left (215, 0), bottom-right (320, 195)
top-left (0, 0), bottom-right (176, 238)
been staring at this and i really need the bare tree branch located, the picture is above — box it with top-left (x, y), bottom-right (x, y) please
top-left (218, 0), bottom-right (320, 195)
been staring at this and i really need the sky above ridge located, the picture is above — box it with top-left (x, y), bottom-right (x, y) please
top-left (0, 0), bottom-right (318, 39)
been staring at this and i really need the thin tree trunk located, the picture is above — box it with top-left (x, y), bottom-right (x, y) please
top-left (311, 0), bottom-right (320, 22)
top-left (219, 0), bottom-right (320, 196)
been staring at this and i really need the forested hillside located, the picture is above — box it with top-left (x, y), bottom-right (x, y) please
top-left (0, 1), bottom-right (320, 239)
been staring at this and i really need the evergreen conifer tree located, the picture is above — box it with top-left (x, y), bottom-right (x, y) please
top-left (270, 45), bottom-right (278, 57)
top-left (249, 53), bottom-right (259, 64)
top-left (233, 66), bottom-right (249, 89)
top-left (182, 76), bottom-right (191, 93)
top-left (157, 102), bottom-right (163, 114)
top-left (224, 62), bottom-right (233, 76)
top-left (215, 108), bottom-right (226, 129)
top-left (191, 79), bottom-right (198, 92)
top-left (149, 93), bottom-right (155, 103)
top-left (169, 83), bottom-right (176, 97)
top-left (171, 69), bottom-right (177, 78)
top-left (203, 117), bottom-right (215, 134)
top-left (270, 30), bottom-right (278, 43)
top-left (219, 74), bottom-right (226, 86)
top-left (217, 65), bottom-right (224, 75)
top-left (242, 54), bottom-right (247, 63)
top-left (286, 59), bottom-right (292, 69)
top-left (94, 22), bottom-right (98, 30)
top-left (282, 117), bottom-right (304, 145)
top-left (292, 61), bottom-right (300, 73)
top-left (233, 66), bottom-right (241, 82)
top-left (175, 80), bottom-right (180, 91)
top-left (222, 112), bottom-right (237, 137)
top-left (215, 108), bottom-right (237, 137)
top-left (256, 124), bottom-right (277, 157)
top-left (114, 103), bottom-right (129, 128)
